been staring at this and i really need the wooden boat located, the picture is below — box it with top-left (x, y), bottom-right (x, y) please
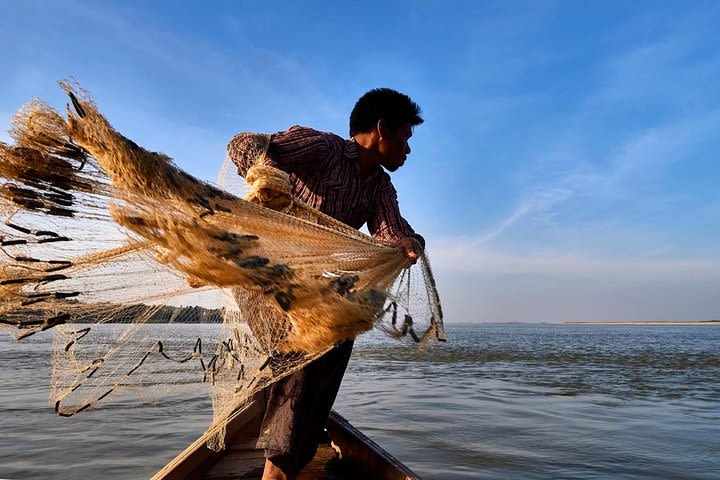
top-left (151, 391), bottom-right (422, 480)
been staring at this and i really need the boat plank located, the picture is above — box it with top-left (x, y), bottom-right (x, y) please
top-left (205, 450), bottom-right (266, 479)
top-left (205, 441), bottom-right (339, 480)
top-left (151, 399), bottom-right (265, 480)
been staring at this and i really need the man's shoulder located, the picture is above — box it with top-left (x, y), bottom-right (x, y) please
top-left (278, 126), bottom-right (345, 144)
top-left (375, 169), bottom-right (393, 189)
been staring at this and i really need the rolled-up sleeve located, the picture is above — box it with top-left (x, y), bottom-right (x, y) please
top-left (227, 132), bottom-right (270, 177)
top-left (227, 126), bottom-right (328, 178)
top-left (369, 174), bottom-right (425, 249)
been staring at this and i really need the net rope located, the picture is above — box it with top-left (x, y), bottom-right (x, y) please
top-left (0, 81), bottom-right (445, 450)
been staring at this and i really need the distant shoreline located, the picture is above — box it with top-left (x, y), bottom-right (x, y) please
top-left (563, 321), bottom-right (720, 326)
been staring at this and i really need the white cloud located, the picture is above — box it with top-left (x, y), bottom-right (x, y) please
top-left (471, 188), bottom-right (574, 246)
top-left (436, 271), bottom-right (720, 324)
top-left (431, 235), bottom-right (720, 280)
top-left (475, 94), bottom-right (720, 251)
top-left (587, 34), bottom-right (720, 111)
top-left (430, 235), bottom-right (720, 323)
top-left (427, 222), bottom-right (720, 324)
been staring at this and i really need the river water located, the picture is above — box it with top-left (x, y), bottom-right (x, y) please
top-left (1, 324), bottom-right (719, 479)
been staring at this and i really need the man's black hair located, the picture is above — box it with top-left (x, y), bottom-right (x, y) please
top-left (349, 88), bottom-right (423, 137)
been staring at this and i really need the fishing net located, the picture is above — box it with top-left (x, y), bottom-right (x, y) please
top-left (0, 81), bottom-right (445, 449)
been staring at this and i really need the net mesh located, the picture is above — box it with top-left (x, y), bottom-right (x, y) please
top-left (0, 81), bottom-right (445, 449)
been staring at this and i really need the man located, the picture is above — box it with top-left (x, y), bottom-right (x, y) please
top-left (227, 88), bottom-right (425, 480)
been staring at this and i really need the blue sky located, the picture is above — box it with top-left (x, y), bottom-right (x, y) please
top-left (2, 0), bottom-right (719, 322)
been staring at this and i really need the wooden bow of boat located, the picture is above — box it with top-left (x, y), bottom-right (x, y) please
top-left (151, 394), bottom-right (422, 480)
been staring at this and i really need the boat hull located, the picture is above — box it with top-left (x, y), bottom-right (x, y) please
top-left (152, 393), bottom-right (421, 480)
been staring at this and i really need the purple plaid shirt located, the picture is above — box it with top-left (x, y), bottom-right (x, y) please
top-left (227, 126), bottom-right (424, 247)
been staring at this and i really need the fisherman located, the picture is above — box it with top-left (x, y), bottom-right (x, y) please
top-left (227, 88), bottom-right (425, 480)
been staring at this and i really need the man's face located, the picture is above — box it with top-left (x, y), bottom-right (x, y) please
top-left (378, 122), bottom-right (413, 172)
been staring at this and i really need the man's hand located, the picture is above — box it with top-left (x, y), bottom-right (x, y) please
top-left (396, 237), bottom-right (422, 265)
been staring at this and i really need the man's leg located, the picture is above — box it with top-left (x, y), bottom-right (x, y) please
top-left (261, 458), bottom-right (294, 480)
top-left (257, 339), bottom-right (354, 478)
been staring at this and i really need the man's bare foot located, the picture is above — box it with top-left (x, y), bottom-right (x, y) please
top-left (261, 458), bottom-right (296, 480)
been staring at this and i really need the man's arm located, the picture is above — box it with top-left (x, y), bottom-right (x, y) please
top-left (368, 174), bottom-right (425, 264)
top-left (227, 126), bottom-right (329, 177)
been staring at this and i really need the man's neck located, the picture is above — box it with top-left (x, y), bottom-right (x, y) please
top-left (352, 132), bottom-right (380, 179)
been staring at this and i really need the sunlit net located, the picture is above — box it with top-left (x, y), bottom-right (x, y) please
top-left (0, 81), bottom-right (445, 450)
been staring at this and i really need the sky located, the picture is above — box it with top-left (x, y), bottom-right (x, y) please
top-left (1, 0), bottom-right (718, 323)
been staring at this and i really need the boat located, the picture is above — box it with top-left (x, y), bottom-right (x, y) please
top-left (151, 391), bottom-right (422, 480)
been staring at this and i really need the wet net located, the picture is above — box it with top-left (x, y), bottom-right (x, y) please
top-left (0, 81), bottom-right (445, 449)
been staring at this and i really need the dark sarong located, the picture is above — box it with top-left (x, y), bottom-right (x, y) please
top-left (257, 339), bottom-right (354, 476)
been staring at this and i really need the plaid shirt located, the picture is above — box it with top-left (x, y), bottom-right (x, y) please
top-left (227, 126), bottom-right (424, 247)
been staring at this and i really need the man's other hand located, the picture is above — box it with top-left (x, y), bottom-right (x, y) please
top-left (396, 237), bottom-right (422, 265)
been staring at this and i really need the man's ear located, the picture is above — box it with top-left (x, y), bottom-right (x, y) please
top-left (376, 119), bottom-right (386, 140)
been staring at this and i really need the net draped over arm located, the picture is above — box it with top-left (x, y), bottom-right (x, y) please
top-left (227, 126), bottom-right (329, 179)
top-left (369, 173), bottom-right (425, 249)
